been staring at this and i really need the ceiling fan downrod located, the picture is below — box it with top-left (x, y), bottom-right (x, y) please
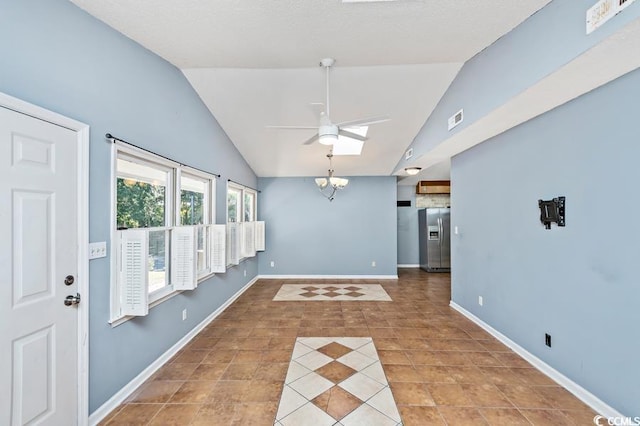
top-left (320, 58), bottom-right (335, 118)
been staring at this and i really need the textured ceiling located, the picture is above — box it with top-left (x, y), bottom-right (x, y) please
top-left (71, 0), bottom-right (553, 177)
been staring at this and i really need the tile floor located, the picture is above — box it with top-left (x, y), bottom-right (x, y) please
top-left (100, 269), bottom-right (597, 425)
top-left (273, 284), bottom-right (392, 301)
top-left (276, 337), bottom-right (400, 425)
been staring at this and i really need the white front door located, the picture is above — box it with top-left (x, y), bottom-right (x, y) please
top-left (0, 106), bottom-right (79, 425)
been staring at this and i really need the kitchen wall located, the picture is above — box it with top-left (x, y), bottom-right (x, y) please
top-left (258, 177), bottom-right (398, 276)
top-left (450, 68), bottom-right (640, 416)
top-left (0, 0), bottom-right (258, 413)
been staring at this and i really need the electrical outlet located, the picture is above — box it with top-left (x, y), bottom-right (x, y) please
top-left (545, 333), bottom-right (552, 347)
top-left (182, 309), bottom-right (187, 321)
top-left (478, 296), bottom-right (483, 306)
top-left (89, 241), bottom-right (107, 260)
top-left (371, 261), bottom-right (376, 267)
top-left (244, 270), bottom-right (247, 277)
top-left (454, 226), bottom-right (459, 235)
top-left (270, 261), bottom-right (275, 268)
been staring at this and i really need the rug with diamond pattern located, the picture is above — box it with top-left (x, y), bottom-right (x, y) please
top-left (273, 284), bottom-right (392, 301)
top-left (275, 337), bottom-right (402, 426)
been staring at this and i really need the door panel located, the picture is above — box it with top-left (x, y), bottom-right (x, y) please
top-left (0, 106), bottom-right (78, 425)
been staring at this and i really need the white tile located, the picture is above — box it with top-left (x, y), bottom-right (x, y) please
top-left (276, 386), bottom-right (309, 421)
top-left (360, 361), bottom-right (388, 385)
top-left (336, 337), bottom-right (372, 350)
top-left (338, 350), bottom-right (377, 371)
top-left (279, 402), bottom-right (337, 426)
top-left (291, 342), bottom-right (315, 360)
top-left (339, 372), bottom-right (386, 402)
top-left (366, 387), bottom-right (401, 423)
top-left (285, 361), bottom-right (312, 384)
top-left (296, 350), bottom-right (333, 371)
top-left (340, 403), bottom-right (397, 426)
top-left (289, 371), bottom-right (334, 400)
top-left (355, 342), bottom-right (379, 359)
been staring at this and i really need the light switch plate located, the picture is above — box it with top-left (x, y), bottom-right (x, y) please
top-left (89, 241), bottom-right (107, 260)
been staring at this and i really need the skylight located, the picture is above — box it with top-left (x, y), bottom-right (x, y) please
top-left (333, 126), bottom-right (368, 156)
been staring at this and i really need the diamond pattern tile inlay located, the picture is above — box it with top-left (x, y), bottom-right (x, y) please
top-left (312, 385), bottom-right (363, 421)
top-left (273, 284), bottom-right (392, 301)
top-left (317, 342), bottom-right (353, 359)
top-left (315, 361), bottom-right (357, 384)
top-left (276, 337), bottom-right (400, 425)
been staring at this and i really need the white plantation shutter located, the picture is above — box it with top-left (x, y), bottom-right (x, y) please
top-left (171, 226), bottom-right (197, 290)
top-left (242, 221), bottom-right (256, 258)
top-left (209, 224), bottom-right (226, 273)
top-left (119, 230), bottom-right (149, 316)
top-left (227, 222), bottom-right (241, 265)
top-left (255, 221), bottom-right (265, 252)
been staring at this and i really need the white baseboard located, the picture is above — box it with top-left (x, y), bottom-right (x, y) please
top-left (258, 274), bottom-right (398, 280)
top-left (88, 277), bottom-right (259, 425)
top-left (449, 301), bottom-right (624, 419)
top-left (397, 264), bottom-right (419, 268)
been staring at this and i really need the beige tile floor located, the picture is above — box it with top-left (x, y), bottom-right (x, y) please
top-left (100, 269), bottom-right (597, 425)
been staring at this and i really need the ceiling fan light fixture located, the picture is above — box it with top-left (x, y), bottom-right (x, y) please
top-left (319, 133), bottom-right (338, 145)
top-left (405, 167), bottom-right (422, 176)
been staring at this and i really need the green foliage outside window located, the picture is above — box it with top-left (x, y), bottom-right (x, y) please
top-left (116, 178), bottom-right (166, 228)
top-left (180, 190), bottom-right (204, 225)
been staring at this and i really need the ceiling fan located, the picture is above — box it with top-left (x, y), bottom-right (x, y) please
top-left (267, 58), bottom-right (390, 146)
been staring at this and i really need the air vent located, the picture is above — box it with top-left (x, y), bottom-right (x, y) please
top-left (397, 200), bottom-right (411, 207)
top-left (405, 148), bottom-right (413, 160)
top-left (448, 109), bottom-right (463, 131)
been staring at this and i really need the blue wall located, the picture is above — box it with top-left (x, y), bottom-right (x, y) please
top-left (396, 186), bottom-right (419, 266)
top-left (0, 0), bottom-right (258, 413)
top-left (258, 177), bottom-right (397, 276)
top-left (450, 68), bottom-right (640, 416)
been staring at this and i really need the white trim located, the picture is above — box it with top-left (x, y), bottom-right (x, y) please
top-left (397, 264), bottom-right (420, 268)
top-left (0, 92), bottom-right (91, 425)
top-left (258, 274), bottom-right (399, 280)
top-left (449, 301), bottom-right (624, 419)
top-left (88, 276), bottom-right (260, 426)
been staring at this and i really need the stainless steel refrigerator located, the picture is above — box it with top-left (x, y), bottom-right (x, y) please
top-left (418, 208), bottom-right (451, 272)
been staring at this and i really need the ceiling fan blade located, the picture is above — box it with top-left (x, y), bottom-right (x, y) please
top-left (338, 129), bottom-right (368, 141)
top-left (302, 134), bottom-right (320, 145)
top-left (336, 115), bottom-right (391, 128)
top-left (266, 125), bottom-right (318, 130)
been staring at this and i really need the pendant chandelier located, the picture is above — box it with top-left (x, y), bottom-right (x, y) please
top-left (315, 153), bottom-right (348, 202)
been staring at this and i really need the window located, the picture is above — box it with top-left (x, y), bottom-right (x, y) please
top-left (111, 142), bottom-right (221, 323)
top-left (226, 182), bottom-right (263, 265)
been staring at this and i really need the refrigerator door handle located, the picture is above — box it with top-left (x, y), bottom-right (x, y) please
top-left (438, 217), bottom-right (442, 246)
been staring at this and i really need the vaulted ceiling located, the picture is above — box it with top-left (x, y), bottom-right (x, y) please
top-left (71, 0), bottom-right (553, 179)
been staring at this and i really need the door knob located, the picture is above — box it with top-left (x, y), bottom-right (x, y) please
top-left (64, 275), bottom-right (75, 286)
top-left (64, 293), bottom-right (81, 306)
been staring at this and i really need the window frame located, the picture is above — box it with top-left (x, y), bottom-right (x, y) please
top-left (226, 182), bottom-right (258, 265)
top-left (110, 142), bottom-right (217, 325)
